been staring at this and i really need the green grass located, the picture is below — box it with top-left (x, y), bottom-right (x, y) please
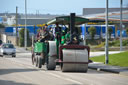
top-left (90, 51), bottom-right (128, 67)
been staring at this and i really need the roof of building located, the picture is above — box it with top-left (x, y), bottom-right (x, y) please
top-left (18, 18), bottom-right (49, 25)
top-left (83, 8), bottom-right (128, 16)
top-left (0, 13), bottom-right (62, 25)
top-left (83, 8), bottom-right (128, 22)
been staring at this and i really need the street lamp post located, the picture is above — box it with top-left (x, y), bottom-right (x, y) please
top-left (84, 24), bottom-right (86, 45)
top-left (120, 0), bottom-right (123, 51)
top-left (25, 0), bottom-right (27, 49)
top-left (16, 6), bottom-right (18, 46)
top-left (105, 0), bottom-right (109, 64)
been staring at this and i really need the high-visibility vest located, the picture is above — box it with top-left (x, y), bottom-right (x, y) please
top-left (61, 35), bottom-right (65, 45)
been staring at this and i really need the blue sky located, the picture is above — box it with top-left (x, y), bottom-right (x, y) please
top-left (0, 0), bottom-right (128, 15)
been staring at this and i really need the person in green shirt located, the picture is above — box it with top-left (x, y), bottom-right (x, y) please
top-left (61, 30), bottom-right (66, 45)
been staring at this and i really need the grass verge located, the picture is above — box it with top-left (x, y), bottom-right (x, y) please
top-left (90, 51), bottom-right (128, 67)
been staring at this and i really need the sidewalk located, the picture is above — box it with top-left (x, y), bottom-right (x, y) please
top-left (15, 46), bottom-right (31, 53)
top-left (90, 51), bottom-right (123, 57)
top-left (88, 62), bottom-right (128, 76)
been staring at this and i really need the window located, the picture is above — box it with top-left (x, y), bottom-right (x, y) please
top-left (3, 44), bottom-right (14, 48)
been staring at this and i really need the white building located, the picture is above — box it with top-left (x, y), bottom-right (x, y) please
top-left (7, 16), bottom-right (16, 26)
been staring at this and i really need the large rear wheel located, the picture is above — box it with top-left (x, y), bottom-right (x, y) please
top-left (12, 55), bottom-right (16, 57)
top-left (1, 55), bottom-right (3, 57)
top-left (37, 56), bottom-right (43, 68)
top-left (35, 55), bottom-right (38, 67)
top-left (32, 53), bottom-right (35, 65)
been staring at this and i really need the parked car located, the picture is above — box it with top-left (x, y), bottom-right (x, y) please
top-left (0, 43), bottom-right (16, 57)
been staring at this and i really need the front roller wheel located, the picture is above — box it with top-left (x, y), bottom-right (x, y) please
top-left (62, 63), bottom-right (88, 72)
top-left (46, 56), bottom-right (56, 70)
top-left (12, 55), bottom-right (16, 57)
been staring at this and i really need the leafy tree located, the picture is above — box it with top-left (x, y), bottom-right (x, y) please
top-left (88, 26), bottom-right (96, 39)
top-left (126, 28), bottom-right (128, 36)
top-left (19, 28), bottom-right (30, 47)
top-left (108, 27), bottom-right (113, 39)
top-left (0, 24), bottom-right (5, 28)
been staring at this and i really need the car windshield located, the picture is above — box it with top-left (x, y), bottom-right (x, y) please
top-left (3, 44), bottom-right (14, 48)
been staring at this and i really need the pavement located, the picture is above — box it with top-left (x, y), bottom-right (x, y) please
top-left (89, 51), bottom-right (128, 76)
top-left (90, 51), bottom-right (123, 57)
top-left (88, 62), bottom-right (128, 76)
top-left (15, 47), bottom-right (128, 76)
top-left (1, 57), bottom-right (128, 85)
top-left (15, 46), bottom-right (31, 53)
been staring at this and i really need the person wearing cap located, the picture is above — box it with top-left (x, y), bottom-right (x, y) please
top-left (40, 25), bottom-right (50, 42)
top-left (49, 27), bottom-right (54, 40)
top-left (55, 23), bottom-right (62, 43)
top-left (61, 30), bottom-right (66, 45)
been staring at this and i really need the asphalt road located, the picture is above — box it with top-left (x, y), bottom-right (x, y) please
top-left (0, 49), bottom-right (128, 85)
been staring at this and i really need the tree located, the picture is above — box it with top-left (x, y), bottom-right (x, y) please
top-left (108, 27), bottom-right (113, 39)
top-left (0, 24), bottom-right (5, 28)
top-left (126, 28), bottom-right (128, 36)
top-left (88, 26), bottom-right (96, 40)
top-left (19, 28), bottom-right (30, 47)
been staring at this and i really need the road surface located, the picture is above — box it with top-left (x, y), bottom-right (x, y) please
top-left (0, 48), bottom-right (128, 85)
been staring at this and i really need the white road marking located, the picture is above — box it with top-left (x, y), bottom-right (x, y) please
top-left (48, 73), bottom-right (84, 85)
top-left (65, 78), bottom-right (84, 85)
top-left (48, 73), bottom-right (61, 78)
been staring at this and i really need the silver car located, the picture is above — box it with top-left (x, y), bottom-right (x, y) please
top-left (0, 43), bottom-right (16, 57)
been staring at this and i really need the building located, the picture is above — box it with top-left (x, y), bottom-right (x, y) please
top-left (17, 14), bottom-right (60, 25)
top-left (83, 8), bottom-right (128, 16)
top-left (7, 16), bottom-right (16, 25)
top-left (82, 8), bottom-right (128, 29)
top-left (0, 13), bottom-right (61, 26)
top-left (0, 13), bottom-right (62, 45)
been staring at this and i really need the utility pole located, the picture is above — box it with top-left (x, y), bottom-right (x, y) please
top-left (120, 0), bottom-right (123, 51)
top-left (25, 0), bottom-right (27, 50)
top-left (105, 0), bottom-right (109, 64)
top-left (32, 25), bottom-right (35, 49)
top-left (84, 24), bottom-right (86, 45)
top-left (16, 6), bottom-right (18, 46)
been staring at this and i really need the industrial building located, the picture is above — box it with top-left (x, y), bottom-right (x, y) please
top-left (82, 8), bottom-right (128, 29)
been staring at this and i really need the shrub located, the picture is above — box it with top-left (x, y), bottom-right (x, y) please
top-left (122, 40), bottom-right (128, 46)
top-left (126, 28), bottom-right (128, 36)
top-left (95, 42), bottom-right (105, 48)
top-left (108, 27), bottom-right (113, 39)
top-left (88, 26), bottom-right (96, 39)
top-left (110, 40), bottom-right (120, 46)
top-left (96, 39), bottom-right (128, 48)
top-left (19, 28), bottom-right (30, 47)
top-left (109, 39), bottom-right (128, 47)
top-left (0, 24), bottom-right (5, 28)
